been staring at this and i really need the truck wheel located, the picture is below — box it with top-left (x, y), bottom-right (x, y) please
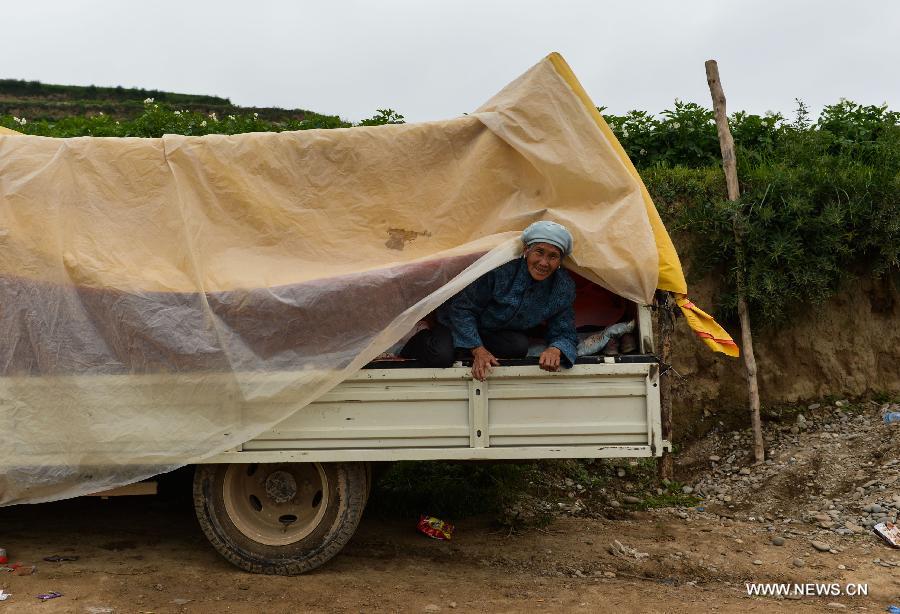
top-left (193, 461), bottom-right (368, 575)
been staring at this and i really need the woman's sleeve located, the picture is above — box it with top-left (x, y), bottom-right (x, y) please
top-left (444, 272), bottom-right (495, 349)
top-left (546, 282), bottom-right (578, 368)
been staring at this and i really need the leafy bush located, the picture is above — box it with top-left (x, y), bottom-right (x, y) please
top-left (604, 101), bottom-right (723, 168)
top-left (0, 99), bottom-right (353, 137)
top-left (357, 108), bottom-right (405, 126)
top-left (634, 100), bottom-right (900, 325)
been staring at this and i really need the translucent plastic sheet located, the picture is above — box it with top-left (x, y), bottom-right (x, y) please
top-left (0, 54), bottom-right (670, 505)
top-left (0, 241), bottom-right (520, 504)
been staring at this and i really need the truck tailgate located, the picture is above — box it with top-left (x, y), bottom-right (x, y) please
top-left (214, 363), bottom-right (664, 463)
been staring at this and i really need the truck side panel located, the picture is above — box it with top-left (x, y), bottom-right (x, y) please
top-left (227, 363), bottom-right (663, 462)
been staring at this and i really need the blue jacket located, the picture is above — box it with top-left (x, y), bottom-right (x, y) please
top-left (437, 258), bottom-right (578, 367)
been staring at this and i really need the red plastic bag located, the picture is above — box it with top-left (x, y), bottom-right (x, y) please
top-left (417, 515), bottom-right (454, 541)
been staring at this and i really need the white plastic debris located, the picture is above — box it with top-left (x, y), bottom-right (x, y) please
top-left (576, 320), bottom-right (635, 356)
top-left (609, 539), bottom-right (649, 560)
top-left (874, 522), bottom-right (900, 548)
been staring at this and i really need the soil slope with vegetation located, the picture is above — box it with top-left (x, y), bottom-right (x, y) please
top-left (0, 78), bottom-right (318, 123)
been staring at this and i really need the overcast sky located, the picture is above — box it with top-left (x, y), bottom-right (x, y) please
top-left (4, 0), bottom-right (898, 123)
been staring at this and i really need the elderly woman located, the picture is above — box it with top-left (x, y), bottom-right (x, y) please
top-left (402, 221), bottom-right (577, 380)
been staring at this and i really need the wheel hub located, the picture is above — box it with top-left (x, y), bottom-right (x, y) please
top-left (265, 470), bottom-right (298, 503)
top-left (222, 463), bottom-right (329, 546)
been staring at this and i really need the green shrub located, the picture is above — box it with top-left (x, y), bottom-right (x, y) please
top-left (0, 99), bottom-right (352, 137)
top-left (646, 101), bottom-right (899, 325)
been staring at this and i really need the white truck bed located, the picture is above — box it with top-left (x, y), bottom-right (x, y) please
top-left (205, 361), bottom-right (665, 464)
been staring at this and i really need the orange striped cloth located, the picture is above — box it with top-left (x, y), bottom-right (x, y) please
top-left (675, 295), bottom-right (740, 357)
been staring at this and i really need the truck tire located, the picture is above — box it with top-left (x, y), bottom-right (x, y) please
top-left (193, 461), bottom-right (368, 575)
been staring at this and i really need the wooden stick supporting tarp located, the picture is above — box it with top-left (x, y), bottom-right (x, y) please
top-left (705, 59), bottom-right (765, 463)
top-left (657, 292), bottom-right (675, 480)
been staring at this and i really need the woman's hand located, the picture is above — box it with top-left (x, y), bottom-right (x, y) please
top-left (539, 347), bottom-right (562, 372)
top-left (471, 346), bottom-right (499, 381)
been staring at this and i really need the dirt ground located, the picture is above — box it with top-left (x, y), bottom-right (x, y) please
top-left (3, 399), bottom-right (900, 613)
top-left (1, 494), bottom-right (898, 613)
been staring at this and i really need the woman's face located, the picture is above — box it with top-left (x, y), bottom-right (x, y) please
top-left (525, 242), bottom-right (562, 281)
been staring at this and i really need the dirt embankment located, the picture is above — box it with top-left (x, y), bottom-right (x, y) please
top-left (667, 272), bottom-right (900, 439)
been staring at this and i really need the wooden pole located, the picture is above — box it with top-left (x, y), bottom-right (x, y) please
top-left (705, 60), bottom-right (765, 464)
top-left (657, 292), bottom-right (675, 480)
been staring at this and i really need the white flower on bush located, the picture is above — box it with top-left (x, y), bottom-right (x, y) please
top-left (174, 110), bottom-right (181, 115)
top-left (200, 120), bottom-right (207, 127)
top-left (253, 112), bottom-right (258, 118)
top-left (227, 114), bottom-right (236, 121)
top-left (13, 116), bottom-right (26, 125)
top-left (640, 148), bottom-right (647, 155)
top-left (143, 97), bottom-right (154, 104)
top-left (209, 112), bottom-right (217, 121)
top-left (673, 122), bottom-right (681, 129)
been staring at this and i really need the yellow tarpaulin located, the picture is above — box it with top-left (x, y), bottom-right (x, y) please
top-left (545, 54), bottom-right (737, 357)
top-left (675, 297), bottom-right (740, 357)
top-left (0, 53), bottom-right (734, 505)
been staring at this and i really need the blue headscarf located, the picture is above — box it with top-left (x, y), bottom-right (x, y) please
top-left (521, 221), bottom-right (573, 256)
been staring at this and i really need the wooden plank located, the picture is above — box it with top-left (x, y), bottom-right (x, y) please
top-left (88, 482), bottom-right (158, 497)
